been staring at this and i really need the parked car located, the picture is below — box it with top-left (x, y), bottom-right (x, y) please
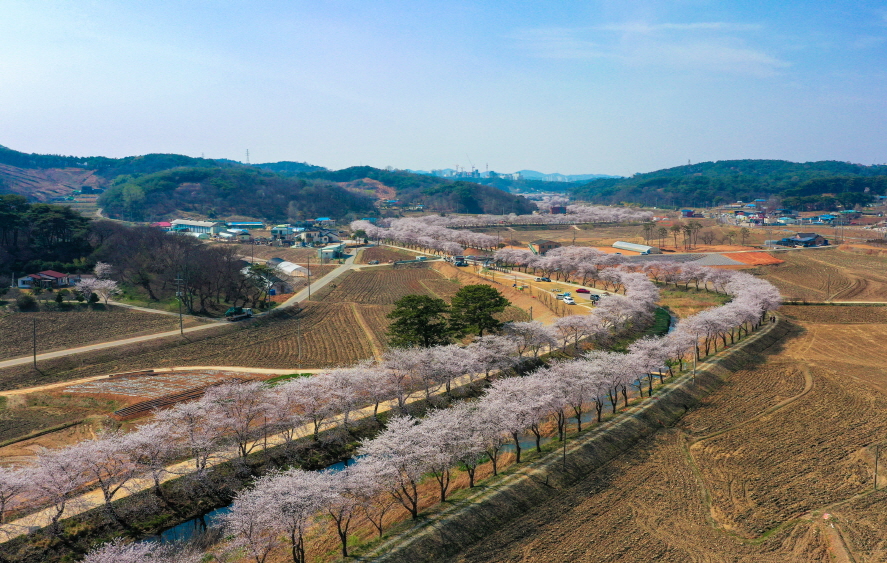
top-left (563, 297), bottom-right (576, 305)
top-left (556, 294), bottom-right (565, 300)
top-left (576, 288), bottom-right (591, 293)
top-left (589, 294), bottom-right (600, 302)
top-left (454, 261), bottom-right (468, 267)
top-left (535, 277), bottom-right (551, 282)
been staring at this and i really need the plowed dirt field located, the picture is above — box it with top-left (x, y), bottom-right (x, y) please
top-left (761, 248), bottom-right (887, 302)
top-left (448, 310), bottom-right (887, 562)
top-left (0, 307), bottom-right (194, 360)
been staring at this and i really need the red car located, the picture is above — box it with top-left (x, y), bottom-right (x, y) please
top-left (576, 288), bottom-right (591, 294)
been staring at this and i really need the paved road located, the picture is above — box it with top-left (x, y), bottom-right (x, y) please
top-left (0, 366), bottom-right (324, 397)
top-left (277, 251), bottom-right (358, 307)
top-left (0, 323), bottom-right (232, 370)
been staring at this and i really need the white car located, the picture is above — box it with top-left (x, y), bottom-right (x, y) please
top-left (563, 297), bottom-right (576, 305)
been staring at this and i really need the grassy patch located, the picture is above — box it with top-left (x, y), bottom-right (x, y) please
top-left (266, 372), bottom-right (314, 385)
top-left (658, 286), bottom-right (731, 318)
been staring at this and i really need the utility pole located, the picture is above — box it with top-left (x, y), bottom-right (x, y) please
top-left (306, 255), bottom-right (311, 300)
top-left (33, 318), bottom-right (37, 369)
top-left (175, 275), bottom-right (184, 335)
top-left (529, 306), bottom-right (533, 321)
top-left (876, 445), bottom-right (881, 491)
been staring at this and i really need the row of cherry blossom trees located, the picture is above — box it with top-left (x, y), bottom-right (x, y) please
top-left (350, 206), bottom-right (653, 255)
top-left (65, 254), bottom-right (778, 561)
top-left (364, 205), bottom-right (651, 230)
top-left (212, 269), bottom-right (777, 563)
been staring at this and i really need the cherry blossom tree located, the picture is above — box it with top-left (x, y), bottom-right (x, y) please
top-left (127, 421), bottom-right (176, 500)
top-left (223, 483), bottom-right (284, 563)
top-left (83, 539), bottom-right (201, 563)
top-left (0, 466), bottom-right (24, 524)
top-left (357, 416), bottom-right (429, 519)
top-left (33, 446), bottom-right (89, 537)
top-left (204, 381), bottom-right (271, 458)
top-left (93, 261), bottom-right (113, 279)
top-left (155, 398), bottom-right (223, 478)
top-left (348, 457), bottom-right (398, 538)
top-left (76, 432), bottom-right (139, 524)
top-left (503, 321), bottom-right (557, 359)
top-left (466, 334), bottom-right (519, 380)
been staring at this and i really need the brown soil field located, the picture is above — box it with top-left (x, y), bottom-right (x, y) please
top-left (728, 251), bottom-right (785, 265)
top-left (760, 248), bottom-right (887, 302)
top-left (357, 245), bottom-right (418, 264)
top-left (0, 307), bottom-right (195, 360)
top-left (446, 312), bottom-right (887, 562)
top-left (313, 268), bottom-right (461, 305)
top-left (0, 393), bottom-right (119, 448)
top-left (780, 305), bottom-right (887, 324)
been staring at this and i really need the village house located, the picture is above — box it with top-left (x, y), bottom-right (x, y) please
top-left (17, 270), bottom-right (73, 289)
top-left (297, 229), bottom-right (340, 245)
top-left (170, 219), bottom-right (226, 235)
top-left (778, 233), bottom-right (829, 247)
top-left (529, 239), bottom-right (561, 255)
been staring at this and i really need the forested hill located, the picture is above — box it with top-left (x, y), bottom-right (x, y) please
top-left (298, 166), bottom-right (537, 215)
top-left (0, 144), bottom-right (535, 218)
top-left (0, 144), bottom-right (226, 178)
top-left (570, 159), bottom-right (887, 210)
top-left (98, 168), bottom-right (376, 222)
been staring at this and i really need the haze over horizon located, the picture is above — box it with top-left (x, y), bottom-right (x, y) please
top-left (1, 1), bottom-right (885, 177)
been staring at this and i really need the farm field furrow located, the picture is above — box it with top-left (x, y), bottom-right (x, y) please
top-left (0, 307), bottom-right (190, 360)
top-left (357, 246), bottom-right (418, 264)
top-left (316, 268), bottom-right (460, 305)
top-left (761, 248), bottom-right (887, 302)
top-left (447, 311), bottom-right (887, 562)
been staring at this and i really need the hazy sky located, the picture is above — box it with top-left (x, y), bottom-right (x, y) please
top-left (2, 1), bottom-right (886, 176)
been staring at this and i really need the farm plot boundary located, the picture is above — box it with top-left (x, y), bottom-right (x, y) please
top-left (367, 315), bottom-right (790, 562)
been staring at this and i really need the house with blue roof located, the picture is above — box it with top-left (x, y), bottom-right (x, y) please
top-left (778, 233), bottom-right (829, 247)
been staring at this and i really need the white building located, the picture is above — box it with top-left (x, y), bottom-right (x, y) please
top-left (170, 219), bottom-right (225, 234)
top-left (612, 241), bottom-right (662, 254)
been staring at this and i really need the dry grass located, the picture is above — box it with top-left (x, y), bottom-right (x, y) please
top-left (657, 286), bottom-right (732, 318)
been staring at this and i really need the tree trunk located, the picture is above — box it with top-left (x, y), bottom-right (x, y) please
top-left (511, 432), bottom-right (522, 463)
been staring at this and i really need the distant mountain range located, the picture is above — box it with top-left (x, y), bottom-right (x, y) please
top-left (408, 168), bottom-right (619, 183)
top-left (0, 145), bottom-right (535, 221)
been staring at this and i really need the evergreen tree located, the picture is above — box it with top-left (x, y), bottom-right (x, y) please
top-left (450, 284), bottom-right (510, 337)
top-left (386, 295), bottom-right (453, 347)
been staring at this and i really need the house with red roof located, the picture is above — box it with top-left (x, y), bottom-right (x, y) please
top-left (17, 270), bottom-right (73, 289)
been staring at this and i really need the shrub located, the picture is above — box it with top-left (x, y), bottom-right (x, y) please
top-left (15, 294), bottom-right (37, 311)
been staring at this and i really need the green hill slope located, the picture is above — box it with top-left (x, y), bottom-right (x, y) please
top-left (570, 159), bottom-right (887, 210)
top-left (98, 167), bottom-right (376, 222)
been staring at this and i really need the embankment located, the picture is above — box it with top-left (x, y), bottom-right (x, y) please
top-left (368, 317), bottom-right (791, 562)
